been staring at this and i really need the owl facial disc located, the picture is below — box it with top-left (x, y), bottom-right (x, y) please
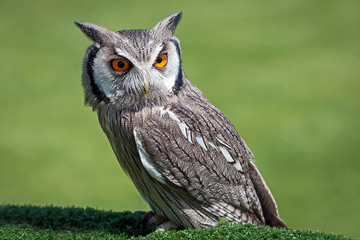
top-left (76, 12), bottom-right (183, 110)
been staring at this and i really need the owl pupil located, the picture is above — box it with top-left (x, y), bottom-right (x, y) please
top-left (117, 61), bottom-right (125, 68)
top-left (156, 56), bottom-right (163, 63)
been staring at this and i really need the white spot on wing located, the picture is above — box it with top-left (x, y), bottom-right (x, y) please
top-left (161, 108), bottom-right (192, 143)
top-left (216, 137), bottom-right (232, 149)
top-left (179, 123), bottom-right (189, 140)
top-left (217, 138), bottom-right (244, 172)
top-left (233, 160), bottom-right (244, 172)
top-left (133, 129), bottom-right (165, 184)
top-left (186, 129), bottom-right (193, 143)
top-left (219, 146), bottom-right (235, 163)
top-left (159, 108), bottom-right (244, 173)
top-left (207, 140), bottom-right (218, 150)
top-left (195, 135), bottom-right (208, 151)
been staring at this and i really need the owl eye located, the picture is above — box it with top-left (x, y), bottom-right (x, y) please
top-left (153, 53), bottom-right (167, 68)
top-left (111, 58), bottom-right (131, 72)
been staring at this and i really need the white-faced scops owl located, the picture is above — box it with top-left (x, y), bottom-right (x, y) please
top-left (75, 12), bottom-right (286, 231)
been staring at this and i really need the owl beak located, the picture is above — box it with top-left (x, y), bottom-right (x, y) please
top-left (137, 69), bottom-right (150, 98)
top-left (144, 81), bottom-right (149, 98)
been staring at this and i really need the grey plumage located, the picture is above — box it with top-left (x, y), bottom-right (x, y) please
top-left (75, 12), bottom-right (286, 229)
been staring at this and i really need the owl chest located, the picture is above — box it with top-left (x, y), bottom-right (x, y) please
top-left (98, 108), bottom-right (153, 183)
top-left (98, 109), bottom-right (176, 212)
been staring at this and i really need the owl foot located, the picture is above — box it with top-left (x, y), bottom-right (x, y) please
top-left (133, 210), bottom-right (156, 223)
top-left (148, 214), bottom-right (168, 226)
top-left (155, 220), bottom-right (179, 232)
top-left (133, 211), bottom-right (178, 231)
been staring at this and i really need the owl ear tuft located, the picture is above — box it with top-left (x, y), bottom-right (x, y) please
top-left (152, 12), bottom-right (182, 39)
top-left (75, 21), bottom-right (117, 46)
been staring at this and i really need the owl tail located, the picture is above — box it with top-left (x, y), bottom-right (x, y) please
top-left (249, 162), bottom-right (287, 228)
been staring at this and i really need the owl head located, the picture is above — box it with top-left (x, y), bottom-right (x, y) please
top-left (75, 12), bottom-right (183, 111)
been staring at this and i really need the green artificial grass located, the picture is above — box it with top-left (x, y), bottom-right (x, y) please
top-left (0, 205), bottom-right (354, 240)
top-left (0, 204), bottom-right (154, 238)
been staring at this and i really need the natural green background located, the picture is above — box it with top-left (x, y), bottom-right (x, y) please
top-left (0, 0), bottom-right (359, 238)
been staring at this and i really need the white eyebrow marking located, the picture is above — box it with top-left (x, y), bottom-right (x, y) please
top-left (149, 44), bottom-right (164, 63)
top-left (115, 43), bottom-right (163, 68)
top-left (114, 47), bottom-right (139, 66)
top-left (115, 47), bottom-right (128, 57)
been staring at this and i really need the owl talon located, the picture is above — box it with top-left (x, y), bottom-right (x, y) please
top-left (155, 220), bottom-right (179, 232)
top-left (132, 210), bottom-right (155, 223)
top-left (141, 211), bottom-right (156, 223)
top-left (148, 214), bottom-right (168, 226)
top-left (133, 211), bottom-right (174, 231)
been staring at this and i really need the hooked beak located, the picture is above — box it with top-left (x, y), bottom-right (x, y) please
top-left (144, 80), bottom-right (149, 98)
top-left (133, 68), bottom-right (150, 98)
top-left (141, 69), bottom-right (151, 98)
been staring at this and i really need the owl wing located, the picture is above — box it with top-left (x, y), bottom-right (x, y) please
top-left (133, 84), bottom-right (284, 227)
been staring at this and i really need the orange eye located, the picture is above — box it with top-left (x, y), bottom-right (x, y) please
top-left (111, 58), bottom-right (131, 72)
top-left (153, 53), bottom-right (167, 68)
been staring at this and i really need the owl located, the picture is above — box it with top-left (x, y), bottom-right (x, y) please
top-left (75, 12), bottom-right (286, 231)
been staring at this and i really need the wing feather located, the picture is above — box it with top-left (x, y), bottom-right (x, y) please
top-left (133, 128), bottom-right (166, 184)
top-left (135, 104), bottom-right (266, 225)
top-left (132, 79), bottom-right (284, 226)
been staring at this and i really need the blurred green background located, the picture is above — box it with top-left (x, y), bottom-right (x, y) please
top-left (0, 0), bottom-right (359, 238)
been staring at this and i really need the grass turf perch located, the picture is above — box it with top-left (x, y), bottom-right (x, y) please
top-left (75, 12), bottom-right (286, 231)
